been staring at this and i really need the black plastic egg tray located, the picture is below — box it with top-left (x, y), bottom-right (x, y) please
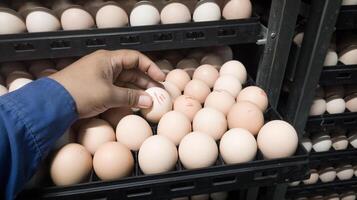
top-left (17, 107), bottom-right (308, 200)
top-left (337, 5), bottom-right (357, 30)
top-left (319, 64), bottom-right (357, 86)
top-left (306, 112), bottom-right (357, 132)
top-left (0, 18), bottom-right (262, 63)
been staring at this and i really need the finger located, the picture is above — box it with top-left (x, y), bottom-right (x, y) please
top-left (116, 69), bottom-right (163, 89)
top-left (109, 50), bottom-right (165, 82)
top-left (109, 86), bottom-right (153, 108)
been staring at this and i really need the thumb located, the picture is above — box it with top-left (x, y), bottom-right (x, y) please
top-left (109, 86), bottom-right (153, 108)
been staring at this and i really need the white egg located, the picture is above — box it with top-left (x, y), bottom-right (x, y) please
top-left (193, 1), bottom-right (221, 22)
top-left (26, 10), bottom-right (61, 32)
top-left (323, 49), bottom-right (338, 66)
top-left (0, 9), bottom-right (26, 34)
top-left (8, 78), bottom-right (33, 92)
top-left (326, 98), bottom-right (346, 114)
top-left (309, 98), bottom-right (326, 116)
top-left (288, 181), bottom-right (300, 187)
top-left (301, 137), bottom-right (312, 153)
top-left (130, 1), bottom-right (160, 26)
top-left (96, 4), bottom-right (128, 28)
top-left (303, 170), bottom-right (318, 185)
top-left (312, 133), bottom-right (331, 152)
top-left (319, 167), bottom-right (336, 183)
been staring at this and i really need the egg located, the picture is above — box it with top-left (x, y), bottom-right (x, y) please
top-left (309, 98), bottom-right (326, 116)
top-left (341, 191), bottom-right (356, 200)
top-left (345, 85), bottom-right (357, 112)
top-left (319, 167), bottom-right (336, 183)
top-left (219, 128), bottom-right (257, 164)
top-left (191, 194), bottom-right (209, 200)
top-left (130, 1), bottom-right (160, 26)
top-left (166, 69), bottom-right (191, 91)
top-left (293, 32), bottom-right (304, 46)
top-left (303, 169), bottom-right (318, 185)
top-left (193, 64), bottom-right (219, 88)
top-left (220, 60), bottom-right (247, 84)
top-left (8, 78), bottom-right (33, 92)
top-left (312, 133), bottom-right (332, 152)
top-left (93, 141), bottom-right (134, 181)
top-left (50, 143), bottom-right (92, 186)
top-left (179, 132), bottom-right (218, 169)
top-left (257, 120), bottom-right (298, 159)
top-left (337, 164), bottom-right (354, 180)
top-left (204, 90), bottom-right (235, 115)
top-left (288, 181), bottom-right (300, 186)
top-left (138, 135), bottom-right (178, 174)
top-left (222, 0), bottom-right (252, 19)
top-left (326, 98), bottom-right (346, 114)
top-left (24, 8), bottom-right (61, 32)
top-left (301, 137), bottom-right (312, 152)
top-left (160, 2), bottom-right (191, 24)
top-left (162, 81), bottom-right (181, 101)
top-left (210, 192), bottom-right (228, 200)
top-left (200, 53), bottom-right (224, 69)
top-left (193, 0), bottom-right (221, 22)
top-left (116, 115), bottom-right (153, 151)
top-left (237, 86), bottom-right (268, 111)
top-left (193, 108), bottom-right (227, 140)
top-left (324, 49), bottom-right (338, 66)
top-left (6, 71), bottom-right (33, 86)
top-left (78, 118), bottom-right (116, 155)
top-left (214, 75), bottom-right (242, 97)
top-left (213, 46), bottom-right (233, 62)
top-left (61, 7), bottom-right (95, 30)
top-left (96, 3), bottom-right (128, 28)
top-left (325, 194), bottom-right (340, 200)
top-left (157, 111), bottom-right (191, 145)
top-left (227, 101), bottom-right (264, 135)
top-left (141, 87), bottom-right (172, 123)
top-left (177, 58), bottom-right (199, 78)
top-left (184, 79), bottom-right (210, 103)
top-left (310, 195), bottom-right (324, 200)
top-left (0, 84), bottom-right (8, 96)
top-left (342, 0), bottom-right (357, 5)
top-left (0, 8), bottom-right (26, 34)
top-left (174, 95), bottom-right (202, 121)
top-left (339, 48), bottom-right (357, 65)
top-left (1, 62), bottom-right (26, 77)
top-left (331, 130), bottom-right (348, 150)
top-left (348, 130), bottom-right (357, 148)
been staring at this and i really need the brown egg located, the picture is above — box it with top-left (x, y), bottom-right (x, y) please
top-left (157, 111), bottom-right (191, 145)
top-left (93, 141), bottom-right (134, 181)
top-left (193, 108), bottom-right (227, 140)
top-left (141, 87), bottom-right (172, 123)
top-left (96, 3), bottom-right (128, 28)
top-left (184, 79), bottom-right (210, 103)
top-left (193, 64), bottom-right (219, 88)
top-left (237, 86), bottom-right (268, 112)
top-left (166, 69), bottom-right (191, 91)
top-left (204, 90), bottom-right (235, 115)
top-left (78, 118), bottom-right (116, 155)
top-left (160, 2), bottom-right (191, 24)
top-left (227, 101), bottom-right (264, 135)
top-left (220, 60), bottom-right (247, 84)
top-left (100, 107), bottom-right (133, 128)
top-left (174, 95), bottom-right (202, 121)
top-left (50, 143), bottom-right (92, 186)
top-left (200, 53), bottom-right (224, 69)
top-left (116, 115), bottom-right (153, 151)
top-left (222, 0), bottom-right (252, 20)
top-left (61, 7), bottom-right (95, 30)
top-left (213, 75), bottom-right (242, 97)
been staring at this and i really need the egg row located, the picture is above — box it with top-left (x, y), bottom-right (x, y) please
top-left (309, 85), bottom-right (357, 116)
top-left (290, 164), bottom-right (357, 187)
top-left (0, 0), bottom-right (252, 34)
top-left (294, 191), bottom-right (357, 200)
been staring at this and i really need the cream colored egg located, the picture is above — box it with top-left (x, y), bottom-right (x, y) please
top-left (219, 128), bottom-right (257, 164)
top-left (337, 165), bottom-right (354, 180)
top-left (201, 53), bottom-right (224, 69)
top-left (6, 71), bottom-right (33, 86)
top-left (214, 75), bottom-right (242, 97)
top-left (162, 81), bottom-right (181, 101)
top-left (100, 107), bottom-right (133, 128)
top-left (8, 78), bottom-right (33, 92)
top-left (96, 4), bottom-right (128, 28)
top-left (61, 8), bottom-right (95, 30)
top-left (227, 101), bottom-right (264, 135)
top-left (193, 108), bottom-right (227, 140)
top-left (319, 167), bottom-right (336, 183)
top-left (166, 69), bottom-right (191, 91)
top-left (161, 2), bottom-right (191, 24)
top-left (222, 0), bottom-right (252, 20)
top-left (237, 86), bottom-right (268, 111)
top-left (179, 132), bottom-right (218, 169)
top-left (174, 95), bottom-right (202, 121)
top-left (130, 1), bottom-right (160, 26)
top-left (138, 135), bottom-right (178, 174)
top-left (325, 193), bottom-right (340, 200)
top-left (26, 11), bottom-right (61, 32)
top-left (193, 1), bottom-right (221, 22)
top-left (293, 32), bottom-right (304, 46)
top-left (184, 79), bottom-right (210, 103)
top-left (210, 192), bottom-right (228, 200)
top-left (341, 192), bottom-right (356, 200)
top-left (193, 64), bottom-right (219, 88)
top-left (257, 120), bottom-right (298, 159)
top-left (141, 87), bottom-right (172, 123)
top-left (348, 131), bottom-right (357, 148)
top-left (93, 141), bottom-right (134, 181)
top-left (0, 85), bottom-right (8, 96)
top-left (326, 98), bottom-right (346, 114)
top-left (78, 118), bottom-right (116, 155)
top-left (312, 133), bottom-right (332, 152)
top-left (157, 111), bottom-right (191, 145)
top-left (0, 10), bottom-right (26, 34)
top-left (346, 97), bottom-right (357, 112)
top-left (116, 115), bottom-right (153, 151)
top-left (339, 48), bottom-right (357, 65)
top-left (342, 0), bottom-right (357, 5)
top-left (324, 49), bottom-right (338, 66)
top-left (220, 60), bottom-right (247, 84)
top-left (303, 170), bottom-right (318, 185)
top-left (204, 90), bottom-right (235, 115)
top-left (191, 194), bottom-right (209, 200)
top-left (309, 98), bottom-right (326, 116)
top-left (50, 143), bottom-right (92, 186)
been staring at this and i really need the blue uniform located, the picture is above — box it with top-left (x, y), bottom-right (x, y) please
top-left (0, 78), bottom-right (78, 200)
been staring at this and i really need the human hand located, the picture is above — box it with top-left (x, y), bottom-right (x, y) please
top-left (50, 50), bottom-right (165, 118)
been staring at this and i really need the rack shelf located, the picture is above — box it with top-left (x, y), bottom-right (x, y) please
top-left (336, 5), bottom-right (357, 30)
top-left (0, 19), bottom-right (262, 62)
top-left (306, 112), bottom-right (357, 132)
top-left (319, 64), bottom-right (357, 86)
top-left (309, 148), bottom-right (357, 167)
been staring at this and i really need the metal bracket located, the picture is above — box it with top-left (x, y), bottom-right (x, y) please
top-left (256, 24), bottom-right (268, 45)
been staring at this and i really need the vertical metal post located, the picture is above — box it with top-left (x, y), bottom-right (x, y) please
top-left (282, 0), bottom-right (341, 133)
top-left (256, 0), bottom-right (301, 108)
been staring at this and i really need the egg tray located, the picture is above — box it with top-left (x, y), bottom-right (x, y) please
top-left (319, 63), bottom-right (357, 86)
top-left (308, 147), bottom-right (357, 168)
top-left (306, 112), bottom-right (357, 132)
top-left (336, 5), bottom-right (357, 30)
top-left (286, 178), bottom-right (357, 199)
top-left (17, 107), bottom-right (308, 200)
top-left (0, 17), bottom-right (262, 63)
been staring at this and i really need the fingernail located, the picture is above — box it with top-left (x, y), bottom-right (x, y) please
top-left (138, 95), bottom-right (152, 108)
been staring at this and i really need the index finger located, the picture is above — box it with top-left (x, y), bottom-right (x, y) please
top-left (109, 50), bottom-right (166, 82)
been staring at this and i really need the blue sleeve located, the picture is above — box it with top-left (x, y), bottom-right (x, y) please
top-left (0, 78), bottom-right (78, 200)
